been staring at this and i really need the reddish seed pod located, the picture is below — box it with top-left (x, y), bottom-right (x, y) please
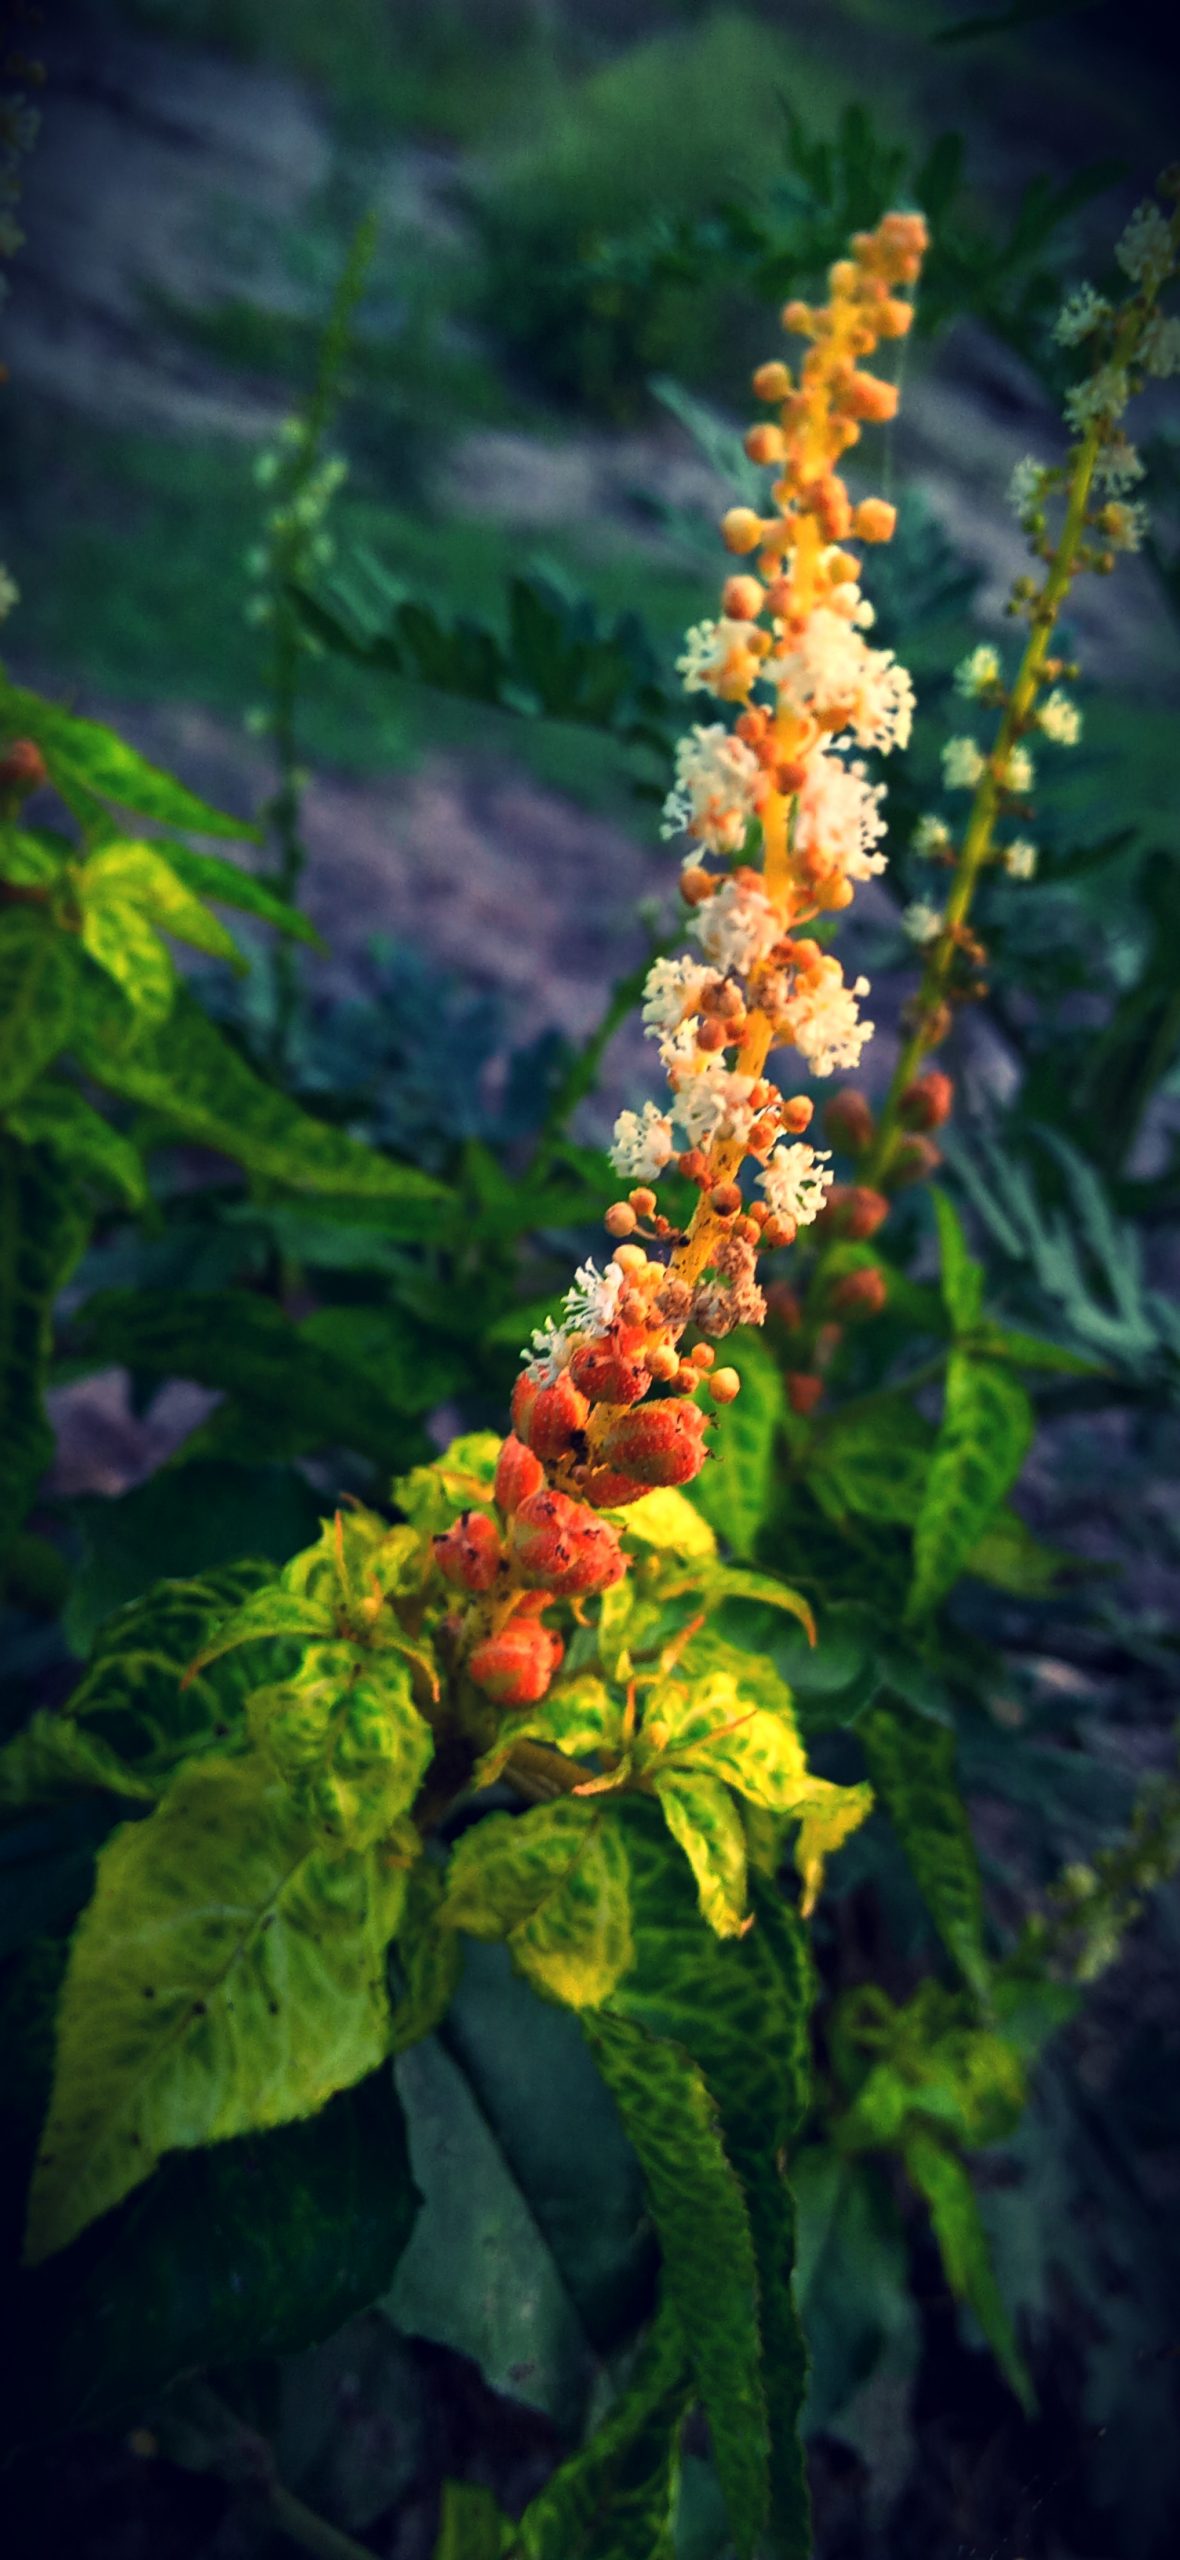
top-left (824, 1183), bottom-right (890, 1242)
top-left (579, 1464), bottom-right (651, 1510)
top-left (0, 738), bottom-right (48, 797)
top-left (888, 1134), bottom-right (942, 1190)
top-left (787, 1372), bottom-right (825, 1418)
top-left (830, 1265), bottom-right (888, 1320)
top-left (823, 1088), bottom-right (875, 1153)
top-left (600, 1397), bottom-right (709, 1489)
top-left (495, 1433), bottom-right (545, 1516)
top-left (511, 1367), bottom-right (590, 1460)
top-left (433, 1509), bottom-right (503, 1593)
top-left (569, 1325), bottom-right (651, 1407)
top-left (899, 1069), bottom-right (954, 1132)
top-left (510, 1488), bottom-right (627, 1596)
top-left (468, 1616), bottom-right (564, 1709)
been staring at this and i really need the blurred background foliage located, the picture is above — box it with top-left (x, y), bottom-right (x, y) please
top-left (2, 3), bottom-right (1180, 2558)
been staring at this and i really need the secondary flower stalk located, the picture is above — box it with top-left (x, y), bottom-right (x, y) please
top-left (434, 212), bottom-right (928, 1709)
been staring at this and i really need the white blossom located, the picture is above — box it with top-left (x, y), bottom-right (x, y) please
top-left (676, 617), bottom-right (765, 697)
top-left (0, 562), bottom-right (18, 623)
top-left (1002, 743), bottom-right (1034, 794)
top-left (1092, 436), bottom-right (1144, 494)
top-left (609, 1102), bottom-right (676, 1183)
top-left (902, 900), bottom-right (943, 946)
top-left (768, 607), bottom-right (914, 752)
top-left (1141, 313), bottom-right (1180, 379)
top-left (787, 957), bottom-right (873, 1078)
top-left (691, 874), bottom-right (781, 976)
top-left (1064, 366), bottom-right (1130, 433)
top-left (1009, 457), bottom-right (1050, 524)
top-left (1038, 689), bottom-right (1081, 745)
top-left (641, 955), bottom-right (714, 1038)
top-left (942, 736), bottom-right (984, 791)
top-left (671, 1063), bottom-right (758, 1150)
top-left (793, 748), bottom-right (888, 883)
top-left (1052, 284), bottom-right (1110, 347)
top-left (1002, 838), bottom-right (1038, 880)
top-left (759, 1142), bottom-right (833, 1229)
top-left (1115, 201), bottom-right (1173, 290)
top-left (955, 644), bottom-right (1001, 699)
top-left (661, 723), bottom-right (767, 855)
top-left (912, 813), bottom-right (952, 858)
top-left (563, 1259), bottom-right (626, 1336)
top-left (1103, 500), bottom-right (1148, 552)
top-left (523, 1321), bottom-right (572, 1383)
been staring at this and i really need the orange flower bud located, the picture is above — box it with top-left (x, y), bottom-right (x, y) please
top-left (842, 373), bottom-right (899, 424)
top-left (781, 299), bottom-right (813, 335)
top-left (611, 1243), bottom-right (648, 1277)
top-left (708, 1367), bottom-right (741, 1404)
top-left (469, 1615), bottom-right (564, 1708)
top-left (787, 1372), bottom-right (824, 1418)
top-left (600, 1397), bottom-right (709, 1488)
top-left (680, 867), bottom-right (715, 906)
top-left (722, 573), bottom-right (765, 621)
top-left (721, 506), bottom-right (765, 555)
top-left (824, 1183), bottom-right (890, 1241)
top-left (752, 360), bottom-right (792, 402)
top-left (0, 738), bottom-right (48, 797)
top-left (744, 424), bottom-right (785, 466)
top-left (510, 1488), bottom-right (626, 1597)
top-left (434, 1510), bottom-right (502, 1593)
top-left (853, 497), bottom-right (897, 543)
top-left (678, 1149), bottom-right (711, 1186)
top-left (696, 1016), bottom-right (728, 1053)
top-left (647, 1343), bottom-right (680, 1383)
top-left (605, 1201), bottom-right (638, 1237)
top-left (629, 1186), bottom-right (657, 1216)
top-left (829, 1265), bottom-right (888, 1320)
top-left (888, 1135), bottom-right (942, 1190)
top-left (511, 1368), bottom-right (590, 1461)
top-left (495, 1434), bottom-right (545, 1515)
top-left (690, 1342), bottom-right (715, 1368)
top-left (780, 1095), bottom-right (814, 1134)
top-left (709, 1182), bottom-right (742, 1217)
top-left (875, 298), bottom-right (913, 340)
top-left (900, 1070), bottom-right (954, 1132)
top-left (823, 1088), bottom-right (875, 1153)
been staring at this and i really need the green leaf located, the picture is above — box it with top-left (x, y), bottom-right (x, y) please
top-left (615, 1486), bottom-right (717, 1559)
top-left (689, 1328), bottom-right (784, 1558)
top-left (80, 888), bottom-right (176, 1027)
top-left (794, 2146), bottom-right (918, 2439)
top-left (932, 1188), bottom-right (984, 1333)
top-left (440, 1801), bottom-right (633, 2010)
top-left (64, 1463), bottom-right (323, 1656)
top-left (435, 2484), bottom-right (510, 2560)
top-left (515, 2294), bottom-right (689, 2560)
top-left (0, 911), bottom-right (79, 1106)
top-left (908, 1354), bottom-right (1033, 1620)
top-left (25, 1750), bottom-right (407, 2261)
top-left (581, 2010), bottom-right (768, 2559)
top-left (903, 2127), bottom-right (1034, 2412)
top-left (0, 1715), bottom-right (158, 1816)
top-left (698, 1563), bottom-right (816, 1645)
top-left (808, 1401), bottom-right (933, 1528)
top-left (964, 1505), bottom-right (1077, 1594)
top-left (186, 1581), bottom-right (336, 1672)
top-left (11, 2067), bottom-right (419, 2445)
top-left (6, 1082), bottom-right (147, 1206)
top-left (2, 684), bottom-right (258, 838)
top-left (964, 1320), bottom-right (1106, 1376)
top-left (59, 1562), bottom-right (281, 1785)
top-left (473, 1673), bottom-right (623, 1788)
top-left (0, 825), bottom-right (68, 887)
top-left (0, 1134), bottom-right (89, 1571)
top-left (860, 1703), bottom-right (989, 1998)
top-left (388, 1860), bottom-right (462, 2056)
top-left (651, 1767), bottom-right (749, 1939)
top-left (81, 842), bottom-right (243, 964)
top-left (247, 1646), bottom-right (434, 1848)
top-left (157, 842), bottom-right (322, 945)
top-left (74, 981), bottom-right (453, 1218)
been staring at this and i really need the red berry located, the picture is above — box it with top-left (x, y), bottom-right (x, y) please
top-left (568, 1325), bottom-right (651, 1407)
top-left (510, 1488), bottom-right (627, 1596)
top-left (888, 1135), bottom-right (942, 1190)
top-left (829, 1265), bottom-right (887, 1320)
top-left (495, 1433), bottom-right (545, 1515)
top-left (823, 1088), bottom-right (875, 1153)
top-left (787, 1372), bottom-right (824, 1417)
top-left (599, 1397), bottom-right (709, 1488)
top-left (511, 1368), bottom-right (589, 1460)
top-left (0, 738), bottom-right (47, 797)
top-left (433, 1510), bottom-right (502, 1594)
top-left (468, 1616), bottom-right (564, 1708)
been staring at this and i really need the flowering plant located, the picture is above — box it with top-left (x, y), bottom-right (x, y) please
top-left (3, 170), bottom-right (1180, 2560)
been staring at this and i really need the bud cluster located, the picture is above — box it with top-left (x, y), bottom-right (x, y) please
top-left (435, 213), bottom-right (928, 1713)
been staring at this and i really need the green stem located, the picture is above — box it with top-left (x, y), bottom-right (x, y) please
top-left (268, 2483), bottom-right (378, 2560)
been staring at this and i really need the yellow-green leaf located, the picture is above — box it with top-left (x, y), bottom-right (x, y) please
top-left (688, 1328), bottom-right (784, 1559)
top-left (616, 1487), bottom-right (717, 1559)
top-left (82, 842), bottom-right (243, 965)
top-left (247, 1644), bottom-right (434, 1848)
top-left (472, 1673), bottom-right (623, 1788)
top-left (25, 1751), bottom-right (406, 2262)
top-left (792, 1778), bottom-right (874, 1918)
top-left (440, 1800), bottom-right (632, 2010)
top-left (187, 1583), bottom-right (335, 1674)
top-left (7, 1081), bottom-right (147, 1207)
top-left (652, 1767), bottom-right (749, 1938)
top-left (903, 2127), bottom-right (1034, 2413)
top-left (80, 891), bottom-right (175, 1027)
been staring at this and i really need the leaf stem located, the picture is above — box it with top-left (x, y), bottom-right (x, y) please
top-left (268, 2482), bottom-right (379, 2560)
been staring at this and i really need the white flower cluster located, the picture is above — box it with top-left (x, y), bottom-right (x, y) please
top-left (609, 1101), bottom-right (676, 1184)
top-left (1064, 366), bottom-right (1130, 434)
top-left (902, 900), bottom-right (943, 946)
top-left (563, 1259), bottom-right (626, 1336)
top-left (793, 749), bottom-right (888, 883)
top-left (640, 955), bottom-right (714, 1039)
top-left (1009, 457), bottom-right (1051, 525)
top-left (955, 644), bottom-right (1001, 699)
top-left (1115, 201), bottom-right (1173, 291)
top-left (691, 874), bottom-right (781, 976)
top-left (942, 736), bottom-right (985, 791)
top-left (1103, 500), bottom-right (1149, 552)
top-left (1002, 838), bottom-right (1038, 881)
top-left (1052, 284), bottom-right (1111, 347)
top-left (786, 956), bottom-right (873, 1077)
top-left (671, 1064), bottom-right (758, 1151)
top-left (660, 724), bottom-right (766, 856)
top-left (1141, 313), bottom-right (1180, 379)
top-left (1092, 437), bottom-right (1144, 495)
top-left (677, 618), bottom-right (765, 697)
top-left (759, 1142), bottom-right (833, 1228)
top-left (912, 813), bottom-right (953, 858)
top-left (1038, 689), bottom-right (1081, 745)
top-left (769, 606), bottom-right (915, 753)
top-left (1002, 743), bottom-right (1034, 794)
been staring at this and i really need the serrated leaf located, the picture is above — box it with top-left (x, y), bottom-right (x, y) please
top-left (965, 1320), bottom-right (1105, 1376)
top-left (25, 1750), bottom-right (407, 2261)
top-left (440, 1801), bottom-right (633, 2010)
top-left (515, 2293), bottom-right (689, 2560)
top-left (652, 1767), bottom-right (749, 1938)
top-left (0, 1715), bottom-right (157, 1815)
top-left (808, 1401), bottom-right (933, 1527)
top-left (159, 843), bottom-right (322, 944)
top-left (82, 842), bottom-right (242, 964)
top-left (392, 1430), bottom-right (502, 1533)
top-left (7, 1083), bottom-right (147, 1206)
top-left (903, 2127), bottom-right (1034, 2412)
top-left (908, 1354), bottom-right (1033, 1619)
top-left (473, 1674), bottom-right (624, 1788)
top-left (581, 2010), bottom-right (768, 2558)
top-left (698, 1564), bottom-right (816, 1644)
top-left (860, 1703), bottom-right (989, 1997)
top-left (932, 1188), bottom-right (984, 1333)
top-left (11, 2067), bottom-right (419, 2445)
top-left (62, 1563), bottom-right (276, 1775)
top-left (187, 1582), bottom-right (335, 1673)
top-left (74, 981), bottom-right (454, 1219)
top-left (388, 1860), bottom-right (462, 2056)
top-left (689, 1328), bottom-right (784, 1557)
top-left (0, 826), bottom-right (67, 887)
top-left (2, 684), bottom-right (257, 838)
top-left (0, 911), bottom-right (79, 1106)
top-left (616, 1486), bottom-right (717, 1559)
top-left (0, 1134), bottom-right (89, 1570)
top-left (80, 889), bottom-right (176, 1026)
top-left (247, 1644), bottom-right (434, 1848)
